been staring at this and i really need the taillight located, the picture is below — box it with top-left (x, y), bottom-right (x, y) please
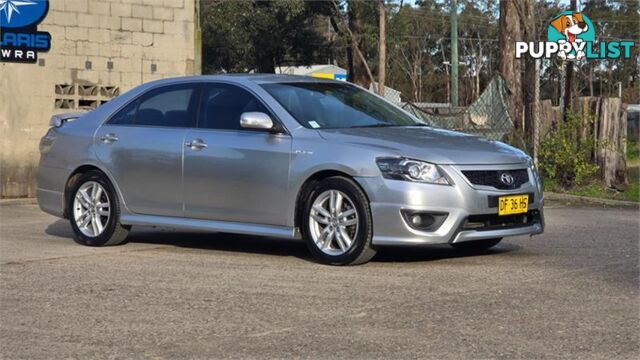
top-left (39, 128), bottom-right (57, 154)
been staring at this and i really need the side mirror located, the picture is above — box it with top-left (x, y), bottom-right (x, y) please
top-left (240, 112), bottom-right (274, 131)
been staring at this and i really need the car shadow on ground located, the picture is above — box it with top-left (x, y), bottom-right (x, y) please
top-left (45, 220), bottom-right (520, 264)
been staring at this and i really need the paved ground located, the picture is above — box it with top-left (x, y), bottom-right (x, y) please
top-left (0, 203), bottom-right (638, 359)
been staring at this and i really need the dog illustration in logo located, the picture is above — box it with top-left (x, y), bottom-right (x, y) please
top-left (550, 12), bottom-right (589, 60)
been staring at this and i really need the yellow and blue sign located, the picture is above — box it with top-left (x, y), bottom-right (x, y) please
top-left (311, 73), bottom-right (347, 81)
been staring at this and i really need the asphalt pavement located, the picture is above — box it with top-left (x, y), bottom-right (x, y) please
top-left (1, 202), bottom-right (638, 359)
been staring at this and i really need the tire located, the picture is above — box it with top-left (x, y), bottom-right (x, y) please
top-left (301, 176), bottom-right (376, 265)
top-left (68, 170), bottom-right (130, 246)
top-left (450, 238), bottom-right (502, 251)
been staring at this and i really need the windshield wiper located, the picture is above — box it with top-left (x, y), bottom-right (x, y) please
top-left (350, 123), bottom-right (398, 128)
top-left (351, 123), bottom-right (428, 128)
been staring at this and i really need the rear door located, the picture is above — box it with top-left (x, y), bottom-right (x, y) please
top-left (182, 82), bottom-right (292, 225)
top-left (95, 83), bottom-right (199, 216)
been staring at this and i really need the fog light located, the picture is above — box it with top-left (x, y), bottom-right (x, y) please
top-left (401, 210), bottom-right (448, 232)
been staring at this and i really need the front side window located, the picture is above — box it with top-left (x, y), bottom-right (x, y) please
top-left (109, 99), bottom-right (138, 125)
top-left (199, 83), bottom-right (270, 130)
top-left (108, 84), bottom-right (197, 127)
top-left (261, 82), bottom-right (419, 129)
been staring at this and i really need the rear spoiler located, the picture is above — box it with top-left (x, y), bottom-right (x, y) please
top-left (49, 112), bottom-right (84, 127)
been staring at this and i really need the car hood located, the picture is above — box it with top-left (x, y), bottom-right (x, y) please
top-left (317, 126), bottom-right (529, 165)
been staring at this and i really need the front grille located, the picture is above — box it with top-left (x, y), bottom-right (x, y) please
top-left (461, 169), bottom-right (529, 190)
top-left (462, 210), bottom-right (540, 231)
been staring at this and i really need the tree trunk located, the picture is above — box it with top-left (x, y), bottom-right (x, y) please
top-left (417, 57), bottom-right (422, 102)
top-left (571, 96), bottom-right (629, 189)
top-left (377, 0), bottom-right (386, 96)
top-left (498, 0), bottom-right (524, 132)
top-left (596, 98), bottom-right (628, 190)
top-left (256, 54), bottom-right (275, 73)
top-left (563, 0), bottom-right (578, 118)
top-left (520, 0), bottom-right (536, 149)
top-left (589, 64), bottom-right (594, 97)
top-left (474, 42), bottom-right (482, 100)
top-left (346, 0), bottom-right (372, 88)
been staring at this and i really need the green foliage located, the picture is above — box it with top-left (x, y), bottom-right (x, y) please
top-left (538, 111), bottom-right (599, 188)
top-left (201, 0), bottom-right (328, 74)
top-left (627, 139), bottom-right (639, 162)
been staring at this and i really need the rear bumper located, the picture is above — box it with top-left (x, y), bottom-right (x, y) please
top-left (37, 188), bottom-right (65, 218)
top-left (355, 163), bottom-right (545, 246)
top-left (36, 164), bottom-right (68, 218)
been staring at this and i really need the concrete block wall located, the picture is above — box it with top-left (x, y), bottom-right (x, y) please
top-left (0, 0), bottom-right (201, 198)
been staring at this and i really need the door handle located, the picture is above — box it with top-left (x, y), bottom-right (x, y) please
top-left (185, 138), bottom-right (207, 150)
top-left (99, 133), bottom-right (118, 143)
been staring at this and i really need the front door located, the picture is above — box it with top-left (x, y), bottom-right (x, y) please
top-left (183, 83), bottom-right (292, 226)
top-left (95, 83), bottom-right (199, 216)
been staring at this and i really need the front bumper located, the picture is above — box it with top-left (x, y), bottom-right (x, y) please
top-left (355, 163), bottom-right (545, 246)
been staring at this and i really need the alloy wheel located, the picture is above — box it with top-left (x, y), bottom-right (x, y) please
top-left (73, 181), bottom-right (110, 237)
top-left (309, 190), bottom-right (359, 256)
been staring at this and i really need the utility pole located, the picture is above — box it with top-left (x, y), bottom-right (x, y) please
top-left (378, 0), bottom-right (386, 96)
top-left (563, 0), bottom-right (578, 119)
top-left (450, 0), bottom-right (458, 108)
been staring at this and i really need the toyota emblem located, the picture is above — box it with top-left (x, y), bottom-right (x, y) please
top-left (500, 172), bottom-right (514, 186)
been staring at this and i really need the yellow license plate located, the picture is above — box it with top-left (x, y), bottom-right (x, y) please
top-left (498, 195), bottom-right (529, 216)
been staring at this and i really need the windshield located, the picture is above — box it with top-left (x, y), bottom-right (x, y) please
top-left (261, 82), bottom-right (421, 129)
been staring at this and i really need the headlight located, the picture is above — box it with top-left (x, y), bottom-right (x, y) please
top-left (376, 157), bottom-right (451, 185)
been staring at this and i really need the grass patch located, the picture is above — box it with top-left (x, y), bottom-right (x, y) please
top-left (544, 179), bottom-right (639, 202)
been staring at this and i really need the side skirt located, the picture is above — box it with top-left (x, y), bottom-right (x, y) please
top-left (120, 214), bottom-right (299, 239)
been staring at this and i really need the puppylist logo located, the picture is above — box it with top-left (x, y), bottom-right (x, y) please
top-left (0, 0), bottom-right (51, 63)
top-left (515, 10), bottom-right (635, 61)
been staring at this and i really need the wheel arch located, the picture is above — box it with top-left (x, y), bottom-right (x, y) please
top-left (63, 163), bottom-right (125, 219)
top-left (293, 169), bottom-right (371, 230)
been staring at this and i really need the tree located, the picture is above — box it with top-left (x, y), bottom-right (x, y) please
top-left (388, 0), bottom-right (447, 102)
top-left (498, 0), bottom-right (524, 131)
top-left (512, 0), bottom-right (536, 143)
top-left (329, 0), bottom-right (376, 88)
top-left (458, 0), bottom-right (498, 103)
top-left (201, 0), bottom-right (327, 74)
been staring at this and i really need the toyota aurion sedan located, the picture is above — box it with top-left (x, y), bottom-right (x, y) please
top-left (37, 75), bottom-right (544, 265)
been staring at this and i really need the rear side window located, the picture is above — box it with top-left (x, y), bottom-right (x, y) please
top-left (199, 83), bottom-right (271, 130)
top-left (108, 84), bottom-right (197, 127)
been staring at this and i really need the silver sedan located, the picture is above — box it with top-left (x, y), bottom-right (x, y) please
top-left (37, 75), bottom-right (544, 265)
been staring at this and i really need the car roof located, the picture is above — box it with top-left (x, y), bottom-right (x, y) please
top-left (144, 73), bottom-right (341, 86)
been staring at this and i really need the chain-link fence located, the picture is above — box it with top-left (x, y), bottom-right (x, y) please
top-left (383, 76), bottom-right (524, 149)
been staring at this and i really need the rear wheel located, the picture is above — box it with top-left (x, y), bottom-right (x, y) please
top-left (301, 177), bottom-right (376, 265)
top-left (68, 171), bottom-right (130, 246)
top-left (450, 238), bottom-right (502, 251)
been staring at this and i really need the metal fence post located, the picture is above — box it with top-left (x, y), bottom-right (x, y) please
top-left (533, 58), bottom-right (540, 164)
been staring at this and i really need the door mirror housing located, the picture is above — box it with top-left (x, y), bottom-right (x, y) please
top-left (240, 112), bottom-right (274, 131)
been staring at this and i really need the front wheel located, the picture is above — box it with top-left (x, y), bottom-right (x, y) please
top-left (450, 238), bottom-right (502, 251)
top-left (68, 171), bottom-right (130, 246)
top-left (301, 177), bottom-right (376, 265)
